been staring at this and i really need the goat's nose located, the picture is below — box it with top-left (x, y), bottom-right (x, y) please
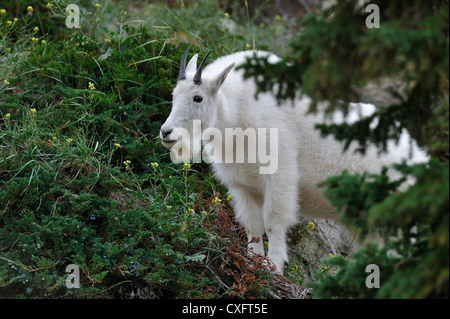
top-left (160, 128), bottom-right (173, 139)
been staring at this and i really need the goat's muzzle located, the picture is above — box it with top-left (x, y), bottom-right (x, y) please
top-left (160, 128), bottom-right (178, 148)
top-left (160, 128), bottom-right (172, 139)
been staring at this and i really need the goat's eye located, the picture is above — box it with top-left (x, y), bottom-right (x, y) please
top-left (193, 95), bottom-right (203, 103)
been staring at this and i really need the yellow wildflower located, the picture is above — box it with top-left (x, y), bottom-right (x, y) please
top-left (66, 138), bottom-right (73, 143)
top-left (33, 26), bottom-right (39, 32)
top-left (41, 40), bottom-right (46, 45)
top-left (166, 205), bottom-right (172, 210)
top-left (188, 208), bottom-right (194, 214)
top-left (224, 12), bottom-right (230, 19)
top-left (30, 108), bottom-right (37, 114)
top-left (88, 82), bottom-right (96, 90)
top-left (124, 160), bottom-right (131, 170)
top-left (3, 80), bottom-right (10, 85)
top-left (227, 195), bottom-right (234, 201)
top-left (31, 37), bottom-right (38, 43)
top-left (6, 20), bottom-right (12, 26)
top-left (0, 9), bottom-right (6, 15)
top-left (95, 3), bottom-right (102, 8)
top-left (114, 143), bottom-right (121, 148)
top-left (306, 221), bottom-right (316, 231)
top-left (214, 197), bottom-right (221, 204)
top-left (27, 6), bottom-right (33, 12)
top-left (46, 3), bottom-right (54, 9)
top-left (151, 162), bottom-right (158, 169)
top-left (5, 113), bottom-right (11, 119)
top-left (183, 163), bottom-right (191, 170)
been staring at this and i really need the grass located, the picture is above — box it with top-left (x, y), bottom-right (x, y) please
top-left (0, 0), bottom-right (335, 298)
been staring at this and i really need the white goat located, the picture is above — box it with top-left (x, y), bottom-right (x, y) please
top-left (160, 49), bottom-right (428, 272)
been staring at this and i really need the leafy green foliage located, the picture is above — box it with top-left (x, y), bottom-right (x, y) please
top-left (0, 1), bottom-right (247, 299)
top-left (1, 0), bottom-right (293, 299)
top-left (317, 166), bottom-right (406, 238)
top-left (316, 160), bottom-right (449, 298)
top-left (241, 0), bottom-right (449, 298)
top-left (0, 103), bottom-right (224, 298)
top-left (240, 0), bottom-right (449, 155)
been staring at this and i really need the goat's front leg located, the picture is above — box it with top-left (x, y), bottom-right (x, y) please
top-left (230, 187), bottom-right (265, 256)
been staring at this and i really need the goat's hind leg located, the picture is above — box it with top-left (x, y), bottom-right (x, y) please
top-left (263, 176), bottom-right (299, 273)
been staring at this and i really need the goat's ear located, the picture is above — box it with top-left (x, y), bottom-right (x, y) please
top-left (211, 62), bottom-right (235, 94)
top-left (186, 54), bottom-right (198, 75)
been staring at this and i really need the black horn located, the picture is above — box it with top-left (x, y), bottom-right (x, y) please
top-left (178, 48), bottom-right (189, 81)
top-left (193, 50), bottom-right (212, 85)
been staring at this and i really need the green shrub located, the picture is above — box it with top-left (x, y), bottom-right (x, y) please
top-left (0, 1), bottom-right (231, 299)
top-left (240, 0), bottom-right (448, 298)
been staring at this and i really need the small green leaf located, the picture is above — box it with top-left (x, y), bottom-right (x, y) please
top-left (184, 253), bottom-right (206, 262)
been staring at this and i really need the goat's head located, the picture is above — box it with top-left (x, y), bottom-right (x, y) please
top-left (160, 48), bottom-right (235, 152)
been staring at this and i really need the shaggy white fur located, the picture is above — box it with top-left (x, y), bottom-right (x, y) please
top-left (160, 50), bottom-right (428, 272)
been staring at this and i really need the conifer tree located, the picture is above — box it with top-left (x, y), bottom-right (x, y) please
top-left (241, 0), bottom-right (449, 298)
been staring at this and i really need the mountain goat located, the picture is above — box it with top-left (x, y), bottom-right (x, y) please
top-left (160, 49), bottom-right (428, 272)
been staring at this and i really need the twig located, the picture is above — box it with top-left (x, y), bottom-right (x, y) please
top-left (206, 264), bottom-right (230, 292)
top-left (266, 287), bottom-right (282, 299)
top-left (300, 287), bottom-right (312, 299)
top-left (317, 223), bottom-right (338, 256)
